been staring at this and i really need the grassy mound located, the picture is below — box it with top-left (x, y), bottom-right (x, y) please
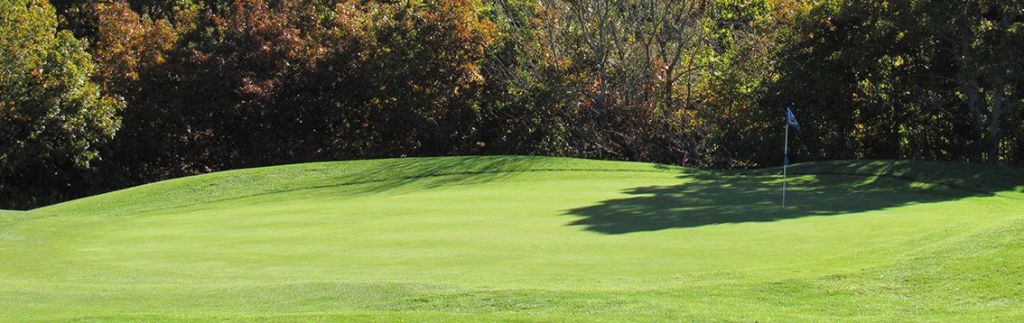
top-left (1, 156), bottom-right (1022, 321)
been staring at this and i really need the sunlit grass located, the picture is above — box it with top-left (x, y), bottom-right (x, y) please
top-left (1, 156), bottom-right (1022, 321)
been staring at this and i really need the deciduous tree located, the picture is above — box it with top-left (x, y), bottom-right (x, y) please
top-left (0, 0), bottom-right (123, 208)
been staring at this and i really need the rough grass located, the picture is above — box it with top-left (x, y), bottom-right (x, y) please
top-left (1, 156), bottom-right (1022, 321)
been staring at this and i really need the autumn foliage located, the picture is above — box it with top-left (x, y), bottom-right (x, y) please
top-left (2, 0), bottom-right (1023, 208)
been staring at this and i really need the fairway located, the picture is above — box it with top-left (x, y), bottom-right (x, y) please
top-left (1, 156), bottom-right (1023, 321)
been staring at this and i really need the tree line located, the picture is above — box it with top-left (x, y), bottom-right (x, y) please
top-left (2, 0), bottom-right (1022, 209)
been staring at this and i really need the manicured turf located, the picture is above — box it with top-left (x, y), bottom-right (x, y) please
top-left (1, 156), bottom-right (1023, 321)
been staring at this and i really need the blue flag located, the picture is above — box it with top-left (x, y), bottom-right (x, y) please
top-left (786, 107), bottom-right (800, 131)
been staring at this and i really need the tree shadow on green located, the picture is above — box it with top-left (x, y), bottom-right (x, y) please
top-left (565, 161), bottom-right (1024, 234)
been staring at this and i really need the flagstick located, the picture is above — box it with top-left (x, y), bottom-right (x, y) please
top-left (782, 123), bottom-right (789, 207)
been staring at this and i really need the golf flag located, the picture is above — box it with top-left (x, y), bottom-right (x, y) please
top-left (782, 107), bottom-right (798, 207)
top-left (786, 107), bottom-right (800, 131)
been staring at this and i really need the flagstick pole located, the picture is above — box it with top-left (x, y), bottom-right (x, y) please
top-left (783, 123), bottom-right (789, 207)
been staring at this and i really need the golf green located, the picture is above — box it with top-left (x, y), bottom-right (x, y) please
top-left (1, 156), bottom-right (1022, 321)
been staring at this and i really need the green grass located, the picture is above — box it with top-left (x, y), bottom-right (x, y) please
top-left (1, 156), bottom-right (1023, 321)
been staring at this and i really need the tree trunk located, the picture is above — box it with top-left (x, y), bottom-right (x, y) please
top-left (988, 79), bottom-right (1005, 163)
top-left (998, 84), bottom-right (1021, 163)
top-left (960, 70), bottom-right (985, 162)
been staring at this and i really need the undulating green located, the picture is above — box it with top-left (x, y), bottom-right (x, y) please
top-left (1, 156), bottom-right (1022, 321)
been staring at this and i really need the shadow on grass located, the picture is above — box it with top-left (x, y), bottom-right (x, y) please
top-left (566, 161), bottom-right (1024, 234)
top-left (343, 156), bottom-right (537, 194)
top-left (40, 156), bottom-right (542, 216)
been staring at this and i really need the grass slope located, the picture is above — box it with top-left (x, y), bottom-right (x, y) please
top-left (1, 156), bottom-right (1022, 321)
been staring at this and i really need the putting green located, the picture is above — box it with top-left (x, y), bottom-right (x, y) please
top-left (1, 156), bottom-right (1022, 321)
